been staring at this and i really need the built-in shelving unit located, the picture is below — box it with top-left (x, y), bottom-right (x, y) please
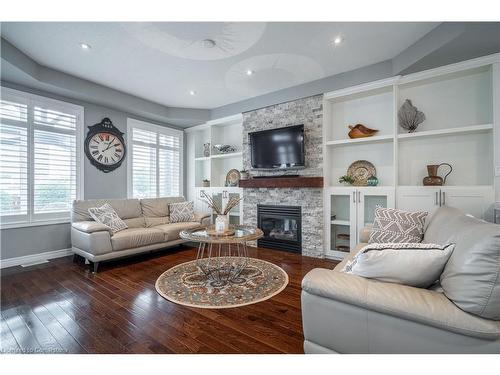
top-left (323, 54), bottom-right (499, 260)
top-left (186, 114), bottom-right (244, 225)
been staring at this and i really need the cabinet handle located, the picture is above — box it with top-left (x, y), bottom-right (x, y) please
top-left (442, 191), bottom-right (446, 206)
top-left (357, 191), bottom-right (361, 203)
top-left (353, 191), bottom-right (356, 203)
top-left (435, 191), bottom-right (439, 206)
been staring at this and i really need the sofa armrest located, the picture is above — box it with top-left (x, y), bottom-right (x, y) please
top-left (359, 224), bottom-right (373, 243)
top-left (302, 268), bottom-right (500, 339)
top-left (72, 220), bottom-right (111, 234)
top-left (71, 227), bottom-right (112, 256)
top-left (193, 212), bottom-right (211, 225)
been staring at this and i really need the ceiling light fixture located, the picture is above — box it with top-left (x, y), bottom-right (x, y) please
top-left (246, 70), bottom-right (254, 76)
top-left (333, 36), bottom-right (343, 46)
top-left (189, 90), bottom-right (196, 96)
top-left (79, 42), bottom-right (91, 50)
top-left (202, 39), bottom-right (216, 49)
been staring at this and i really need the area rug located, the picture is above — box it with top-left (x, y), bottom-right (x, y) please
top-left (155, 257), bottom-right (289, 309)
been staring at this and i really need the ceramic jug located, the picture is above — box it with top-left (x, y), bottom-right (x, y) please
top-left (423, 163), bottom-right (452, 186)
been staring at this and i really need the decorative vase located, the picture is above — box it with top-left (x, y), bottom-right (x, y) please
top-left (367, 175), bottom-right (379, 186)
top-left (240, 171), bottom-right (249, 180)
top-left (215, 214), bottom-right (229, 233)
top-left (202, 180), bottom-right (210, 187)
top-left (203, 143), bottom-right (210, 157)
top-left (422, 163), bottom-right (452, 186)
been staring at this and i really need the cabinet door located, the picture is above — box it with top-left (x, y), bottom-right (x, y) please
top-left (357, 187), bottom-right (395, 236)
top-left (197, 188), bottom-right (212, 216)
top-left (327, 188), bottom-right (357, 257)
top-left (397, 187), bottom-right (440, 214)
top-left (223, 188), bottom-right (242, 225)
top-left (441, 186), bottom-right (494, 220)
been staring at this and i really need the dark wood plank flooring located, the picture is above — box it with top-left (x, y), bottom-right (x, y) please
top-left (0, 246), bottom-right (336, 354)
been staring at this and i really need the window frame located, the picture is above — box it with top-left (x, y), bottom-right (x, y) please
top-left (0, 87), bottom-right (84, 229)
top-left (126, 118), bottom-right (184, 199)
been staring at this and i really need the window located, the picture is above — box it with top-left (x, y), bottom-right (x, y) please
top-left (0, 87), bottom-right (84, 227)
top-left (127, 118), bottom-right (183, 199)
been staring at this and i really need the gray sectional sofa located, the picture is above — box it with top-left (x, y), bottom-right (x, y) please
top-left (71, 197), bottom-right (210, 272)
top-left (302, 207), bottom-right (500, 353)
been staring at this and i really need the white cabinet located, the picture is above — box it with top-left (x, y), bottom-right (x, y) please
top-left (397, 186), bottom-right (494, 220)
top-left (194, 187), bottom-right (243, 225)
top-left (326, 187), bottom-right (395, 259)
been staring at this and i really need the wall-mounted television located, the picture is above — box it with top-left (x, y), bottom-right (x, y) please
top-left (249, 124), bottom-right (305, 170)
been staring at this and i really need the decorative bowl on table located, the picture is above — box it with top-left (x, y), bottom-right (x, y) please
top-left (213, 144), bottom-right (236, 154)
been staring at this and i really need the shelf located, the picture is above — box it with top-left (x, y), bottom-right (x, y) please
top-left (239, 176), bottom-right (323, 188)
top-left (331, 219), bottom-right (350, 226)
top-left (194, 156), bottom-right (210, 161)
top-left (210, 152), bottom-right (242, 159)
top-left (397, 124), bottom-right (493, 140)
top-left (326, 134), bottom-right (393, 146)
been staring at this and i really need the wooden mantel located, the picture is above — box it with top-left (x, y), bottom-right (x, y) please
top-left (239, 176), bottom-right (323, 188)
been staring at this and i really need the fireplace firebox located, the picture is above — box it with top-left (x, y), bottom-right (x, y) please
top-left (257, 205), bottom-right (302, 253)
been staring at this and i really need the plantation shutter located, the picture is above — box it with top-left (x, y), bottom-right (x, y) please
top-left (0, 87), bottom-right (83, 226)
top-left (129, 119), bottom-right (183, 199)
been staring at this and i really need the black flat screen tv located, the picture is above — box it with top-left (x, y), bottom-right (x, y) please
top-left (249, 124), bottom-right (305, 170)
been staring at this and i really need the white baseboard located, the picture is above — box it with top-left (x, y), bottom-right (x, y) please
top-left (0, 248), bottom-right (72, 269)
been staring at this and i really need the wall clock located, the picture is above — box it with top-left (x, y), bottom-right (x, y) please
top-left (84, 117), bottom-right (126, 173)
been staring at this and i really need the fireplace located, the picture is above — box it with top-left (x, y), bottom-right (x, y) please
top-left (257, 205), bottom-right (302, 253)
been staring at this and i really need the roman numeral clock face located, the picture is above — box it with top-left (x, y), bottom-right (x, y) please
top-left (89, 133), bottom-right (124, 166)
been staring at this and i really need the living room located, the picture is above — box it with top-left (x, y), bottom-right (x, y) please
top-left (1, 0), bottom-right (500, 371)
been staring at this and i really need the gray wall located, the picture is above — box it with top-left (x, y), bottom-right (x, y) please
top-left (0, 82), bottom-right (182, 260)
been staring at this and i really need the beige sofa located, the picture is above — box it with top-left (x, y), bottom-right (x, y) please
top-left (302, 207), bottom-right (500, 354)
top-left (71, 197), bottom-right (210, 272)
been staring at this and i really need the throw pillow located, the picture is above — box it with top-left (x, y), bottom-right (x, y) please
top-left (169, 201), bottom-right (195, 223)
top-left (88, 203), bottom-right (128, 234)
top-left (369, 206), bottom-right (428, 243)
top-left (342, 242), bottom-right (455, 288)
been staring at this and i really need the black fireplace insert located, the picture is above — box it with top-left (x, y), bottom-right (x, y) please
top-left (257, 205), bottom-right (301, 253)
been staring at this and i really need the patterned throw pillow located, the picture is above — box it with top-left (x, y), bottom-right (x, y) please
top-left (169, 201), bottom-right (195, 223)
top-left (342, 242), bottom-right (455, 288)
top-left (88, 203), bottom-right (128, 234)
top-left (369, 206), bottom-right (428, 243)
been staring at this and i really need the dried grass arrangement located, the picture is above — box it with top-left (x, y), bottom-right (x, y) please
top-left (200, 190), bottom-right (242, 215)
top-left (398, 99), bottom-right (426, 133)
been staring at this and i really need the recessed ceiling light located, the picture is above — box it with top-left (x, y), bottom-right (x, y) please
top-left (202, 39), bottom-right (216, 49)
top-left (189, 90), bottom-right (196, 96)
top-left (333, 36), bottom-right (343, 46)
top-left (79, 42), bottom-right (91, 50)
top-left (246, 70), bottom-right (254, 76)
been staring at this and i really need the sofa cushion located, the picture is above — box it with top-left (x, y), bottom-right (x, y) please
top-left (169, 201), bottom-right (195, 223)
top-left (341, 242), bottom-right (455, 288)
top-left (369, 206), bottom-right (428, 243)
top-left (425, 207), bottom-right (500, 320)
top-left (72, 199), bottom-right (142, 222)
top-left (123, 217), bottom-right (146, 228)
top-left (110, 228), bottom-right (166, 251)
top-left (154, 222), bottom-right (201, 241)
top-left (145, 216), bottom-right (170, 228)
top-left (140, 197), bottom-right (185, 217)
top-left (302, 268), bottom-right (500, 340)
top-left (88, 203), bottom-right (128, 234)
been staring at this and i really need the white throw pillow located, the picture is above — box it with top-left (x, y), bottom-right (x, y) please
top-left (341, 242), bottom-right (455, 288)
top-left (88, 203), bottom-right (128, 234)
top-left (169, 201), bottom-right (195, 223)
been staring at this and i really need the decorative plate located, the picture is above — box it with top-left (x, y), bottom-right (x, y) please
top-left (226, 169), bottom-right (241, 187)
top-left (347, 160), bottom-right (376, 186)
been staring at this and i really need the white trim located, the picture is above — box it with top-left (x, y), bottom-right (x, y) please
top-left (397, 124), bottom-right (493, 140)
top-left (205, 113), bottom-right (243, 127)
top-left (323, 76), bottom-right (400, 100)
top-left (0, 218), bottom-right (70, 230)
top-left (0, 248), bottom-right (72, 269)
top-left (325, 135), bottom-right (393, 146)
top-left (126, 118), bottom-right (184, 199)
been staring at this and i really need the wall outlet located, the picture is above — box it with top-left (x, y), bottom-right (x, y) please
top-left (496, 166), bottom-right (500, 177)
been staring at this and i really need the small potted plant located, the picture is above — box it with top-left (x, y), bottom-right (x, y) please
top-left (240, 169), bottom-right (249, 180)
top-left (339, 175), bottom-right (355, 185)
top-left (202, 179), bottom-right (210, 187)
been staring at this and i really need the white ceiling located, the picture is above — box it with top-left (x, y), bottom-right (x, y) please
top-left (1, 22), bottom-right (438, 109)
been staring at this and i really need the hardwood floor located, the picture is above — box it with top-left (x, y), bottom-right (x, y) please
top-left (0, 246), bottom-right (337, 354)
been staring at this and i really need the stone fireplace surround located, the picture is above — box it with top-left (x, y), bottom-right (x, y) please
top-left (241, 94), bottom-right (324, 258)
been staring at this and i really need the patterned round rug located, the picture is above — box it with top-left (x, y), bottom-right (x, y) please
top-left (155, 257), bottom-right (289, 309)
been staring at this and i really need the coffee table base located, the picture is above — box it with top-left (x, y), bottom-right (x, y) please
top-left (196, 242), bottom-right (249, 287)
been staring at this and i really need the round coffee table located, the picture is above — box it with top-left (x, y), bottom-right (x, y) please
top-left (180, 225), bottom-right (263, 287)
